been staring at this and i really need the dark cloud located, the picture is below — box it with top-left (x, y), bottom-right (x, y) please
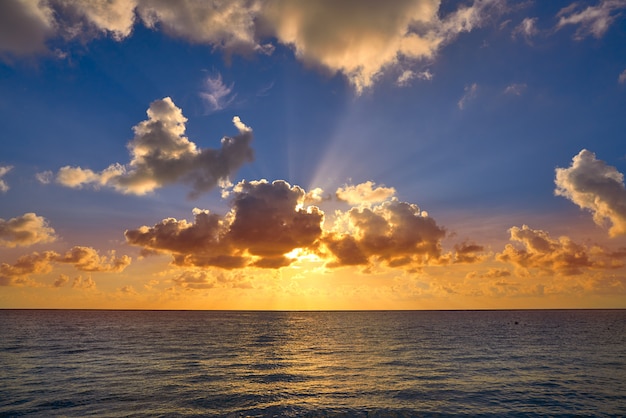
top-left (125, 180), bottom-right (324, 269)
top-left (0, 0), bottom-right (55, 56)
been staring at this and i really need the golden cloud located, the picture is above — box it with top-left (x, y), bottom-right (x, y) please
top-left (0, 246), bottom-right (131, 286)
top-left (0, 212), bottom-right (56, 248)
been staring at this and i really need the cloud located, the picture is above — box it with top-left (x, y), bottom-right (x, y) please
top-left (0, 213), bottom-right (57, 248)
top-left (619, 69), bottom-right (626, 84)
top-left (458, 83), bottom-right (478, 109)
top-left (261, 0), bottom-right (505, 93)
top-left (0, 165), bottom-right (13, 192)
top-left (51, 97), bottom-right (254, 197)
top-left (453, 241), bottom-right (487, 264)
top-left (0, 246), bottom-right (131, 286)
top-left (512, 17), bottom-right (538, 41)
top-left (199, 73), bottom-right (236, 112)
top-left (125, 179), bottom-right (469, 273)
top-left (0, 0), bottom-right (55, 56)
top-left (137, 0), bottom-right (262, 53)
top-left (323, 197), bottom-right (447, 269)
top-left (555, 149), bottom-right (626, 237)
top-left (396, 69), bottom-right (434, 86)
top-left (336, 181), bottom-right (396, 205)
top-left (35, 170), bottom-right (53, 184)
top-left (53, 274), bottom-right (70, 287)
top-left (503, 83), bottom-right (527, 96)
top-left (55, 246), bottom-right (131, 272)
top-left (125, 179), bottom-right (324, 269)
top-left (72, 275), bottom-right (96, 289)
top-left (1, 1), bottom-right (507, 93)
top-left (496, 225), bottom-right (623, 276)
top-left (556, 0), bottom-right (626, 39)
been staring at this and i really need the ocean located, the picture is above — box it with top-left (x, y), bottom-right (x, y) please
top-left (0, 310), bottom-right (624, 417)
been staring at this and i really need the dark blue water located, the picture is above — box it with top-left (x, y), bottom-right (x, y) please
top-left (1, 310), bottom-right (624, 417)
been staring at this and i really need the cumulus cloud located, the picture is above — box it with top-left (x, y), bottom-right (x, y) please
top-left (458, 83), bottom-right (478, 109)
top-left (199, 73), bottom-right (236, 112)
top-left (619, 69), bottom-right (626, 84)
top-left (0, 246), bottom-right (131, 286)
top-left (323, 198), bottom-right (447, 269)
top-left (125, 179), bottom-right (324, 269)
top-left (72, 275), bottom-right (96, 289)
top-left (1, 0), bottom-right (506, 93)
top-left (0, 165), bottom-right (13, 192)
top-left (496, 225), bottom-right (623, 276)
top-left (125, 179), bottom-right (472, 273)
top-left (556, 0), bottom-right (626, 39)
top-left (336, 181), bottom-right (396, 205)
top-left (51, 97), bottom-right (254, 197)
top-left (0, 213), bottom-right (56, 248)
top-left (261, 0), bottom-right (505, 93)
top-left (0, 0), bottom-right (55, 56)
top-left (555, 149), bottom-right (626, 237)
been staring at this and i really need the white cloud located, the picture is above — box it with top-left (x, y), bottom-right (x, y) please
top-left (56, 0), bottom-right (137, 40)
top-left (555, 149), bottom-right (626, 237)
top-left (0, 0), bottom-right (507, 93)
top-left (137, 0), bottom-right (261, 52)
top-left (396, 69), bottom-right (433, 86)
top-left (261, 0), bottom-right (505, 93)
top-left (52, 97), bottom-right (254, 197)
top-left (35, 170), bottom-right (53, 184)
top-left (199, 73), bottom-right (236, 112)
top-left (556, 0), bottom-right (626, 39)
top-left (512, 17), bottom-right (538, 41)
top-left (0, 165), bottom-right (12, 192)
top-left (504, 83), bottom-right (527, 96)
top-left (0, 213), bottom-right (56, 248)
top-left (458, 83), bottom-right (478, 109)
top-left (619, 69), bottom-right (626, 84)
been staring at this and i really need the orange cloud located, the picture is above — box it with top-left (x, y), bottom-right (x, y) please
top-left (125, 179), bottom-right (490, 275)
top-left (0, 212), bottom-right (56, 248)
top-left (496, 225), bottom-right (624, 276)
top-left (0, 246), bottom-right (131, 286)
top-left (336, 181), bottom-right (396, 205)
top-left (323, 198), bottom-right (446, 268)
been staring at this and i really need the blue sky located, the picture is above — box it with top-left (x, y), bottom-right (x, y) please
top-left (1, 0), bottom-right (626, 309)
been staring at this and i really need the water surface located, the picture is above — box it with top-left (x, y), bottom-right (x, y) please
top-left (1, 310), bottom-right (624, 416)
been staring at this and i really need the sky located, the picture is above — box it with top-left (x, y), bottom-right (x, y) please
top-left (1, 0), bottom-right (626, 310)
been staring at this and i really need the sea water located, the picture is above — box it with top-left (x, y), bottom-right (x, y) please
top-left (0, 310), bottom-right (624, 417)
